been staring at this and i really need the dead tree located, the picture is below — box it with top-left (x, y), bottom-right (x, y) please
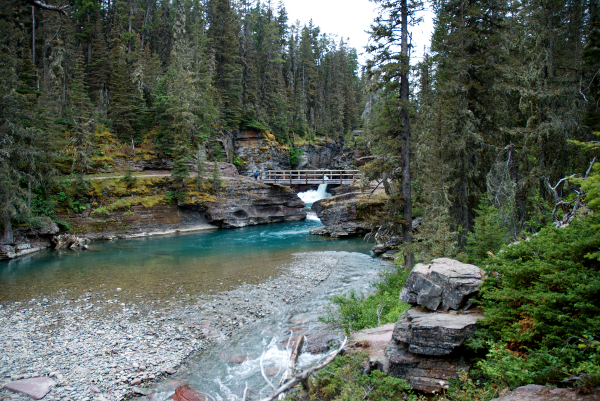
top-left (259, 337), bottom-right (347, 401)
top-left (546, 157), bottom-right (596, 228)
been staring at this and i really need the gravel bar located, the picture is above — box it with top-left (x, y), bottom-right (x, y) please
top-left (0, 251), bottom-right (355, 401)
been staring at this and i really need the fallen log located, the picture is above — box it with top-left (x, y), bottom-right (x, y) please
top-left (277, 335), bottom-right (304, 400)
top-left (260, 336), bottom-right (347, 401)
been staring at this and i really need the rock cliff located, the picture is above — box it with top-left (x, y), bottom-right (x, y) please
top-left (309, 189), bottom-right (377, 238)
top-left (55, 177), bottom-right (306, 241)
top-left (202, 182), bottom-right (306, 228)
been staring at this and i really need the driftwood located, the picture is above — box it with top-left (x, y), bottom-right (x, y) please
top-left (52, 234), bottom-right (84, 250)
top-left (277, 336), bottom-right (304, 400)
top-left (260, 337), bottom-right (347, 401)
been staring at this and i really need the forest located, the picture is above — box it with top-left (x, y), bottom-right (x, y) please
top-left (0, 0), bottom-right (363, 243)
top-left (1, 0), bottom-right (600, 397)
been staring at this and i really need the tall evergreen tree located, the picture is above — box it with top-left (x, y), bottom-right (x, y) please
top-left (208, 0), bottom-right (242, 130)
top-left (365, 0), bottom-right (421, 267)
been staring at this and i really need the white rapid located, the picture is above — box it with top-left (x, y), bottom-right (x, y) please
top-left (298, 183), bottom-right (331, 205)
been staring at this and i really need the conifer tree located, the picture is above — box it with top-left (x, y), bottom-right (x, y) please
top-left (69, 46), bottom-right (93, 181)
top-left (364, 0), bottom-right (421, 267)
top-left (208, 0), bottom-right (242, 130)
top-left (108, 13), bottom-right (135, 150)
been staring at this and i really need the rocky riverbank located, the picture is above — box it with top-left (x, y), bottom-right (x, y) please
top-left (0, 251), bottom-right (370, 401)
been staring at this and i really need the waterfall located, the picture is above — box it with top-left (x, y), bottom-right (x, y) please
top-left (298, 183), bottom-right (331, 205)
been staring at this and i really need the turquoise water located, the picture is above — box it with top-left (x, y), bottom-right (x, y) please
top-left (0, 217), bottom-right (373, 302)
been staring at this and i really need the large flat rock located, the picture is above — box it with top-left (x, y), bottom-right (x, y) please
top-left (392, 308), bottom-right (482, 356)
top-left (399, 258), bottom-right (484, 311)
top-left (3, 377), bottom-right (55, 400)
top-left (386, 338), bottom-right (470, 393)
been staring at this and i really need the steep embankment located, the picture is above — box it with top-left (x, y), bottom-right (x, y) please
top-left (55, 163), bottom-right (306, 241)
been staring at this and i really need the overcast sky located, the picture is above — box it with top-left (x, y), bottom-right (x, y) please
top-left (280, 0), bottom-right (434, 66)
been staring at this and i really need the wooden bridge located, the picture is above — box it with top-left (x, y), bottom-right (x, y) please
top-left (258, 170), bottom-right (360, 185)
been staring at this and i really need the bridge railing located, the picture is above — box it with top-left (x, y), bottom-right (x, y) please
top-left (259, 170), bottom-right (360, 185)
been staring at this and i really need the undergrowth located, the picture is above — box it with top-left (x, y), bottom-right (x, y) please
top-left (285, 353), bottom-right (421, 401)
top-left (321, 264), bottom-right (411, 334)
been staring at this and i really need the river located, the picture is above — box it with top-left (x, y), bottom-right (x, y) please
top-left (0, 189), bottom-right (393, 401)
top-left (0, 215), bottom-right (372, 303)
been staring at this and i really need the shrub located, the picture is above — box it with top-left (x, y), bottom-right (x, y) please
top-left (472, 213), bottom-right (600, 388)
top-left (321, 265), bottom-right (412, 334)
top-left (290, 353), bottom-right (418, 401)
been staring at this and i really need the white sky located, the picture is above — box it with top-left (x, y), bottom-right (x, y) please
top-left (280, 0), bottom-right (435, 66)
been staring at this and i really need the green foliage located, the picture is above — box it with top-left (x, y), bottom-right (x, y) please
top-left (436, 370), bottom-right (501, 401)
top-left (211, 162), bottom-right (222, 192)
top-left (472, 214), bottom-right (600, 388)
top-left (570, 132), bottom-right (600, 212)
top-left (233, 157), bottom-right (246, 167)
top-left (464, 195), bottom-right (506, 266)
top-left (288, 146), bottom-right (303, 167)
top-left (290, 354), bottom-right (417, 401)
top-left (122, 169), bottom-right (137, 188)
top-left (322, 266), bottom-right (412, 334)
top-left (54, 220), bottom-right (73, 232)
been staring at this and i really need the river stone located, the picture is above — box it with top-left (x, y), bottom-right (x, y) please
top-left (392, 308), bottom-right (482, 356)
top-left (171, 385), bottom-right (210, 401)
top-left (400, 258), bottom-right (484, 311)
top-left (3, 377), bottom-right (55, 400)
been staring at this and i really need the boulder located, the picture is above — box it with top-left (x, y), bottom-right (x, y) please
top-left (385, 258), bottom-right (486, 393)
top-left (346, 323), bottom-right (396, 372)
top-left (399, 258), bottom-right (484, 311)
top-left (386, 339), bottom-right (470, 393)
top-left (392, 308), bottom-right (482, 356)
top-left (172, 385), bottom-right (211, 401)
top-left (0, 244), bottom-right (16, 260)
top-left (16, 216), bottom-right (59, 235)
top-left (310, 192), bottom-right (371, 238)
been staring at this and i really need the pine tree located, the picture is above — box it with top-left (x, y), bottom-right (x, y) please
top-left (69, 46), bottom-right (93, 181)
top-left (208, 0), bottom-right (242, 130)
top-left (364, 0), bottom-right (421, 267)
top-left (108, 13), bottom-right (135, 149)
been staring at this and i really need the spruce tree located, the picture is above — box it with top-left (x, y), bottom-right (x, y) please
top-left (208, 0), bottom-right (242, 130)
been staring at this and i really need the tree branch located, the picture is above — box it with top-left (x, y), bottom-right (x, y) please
top-left (26, 0), bottom-right (70, 15)
top-left (259, 337), bottom-right (347, 401)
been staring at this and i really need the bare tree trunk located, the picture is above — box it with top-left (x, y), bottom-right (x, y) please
top-left (400, 0), bottom-right (413, 268)
top-left (32, 6), bottom-right (36, 64)
top-left (140, 0), bottom-right (153, 48)
top-left (2, 194), bottom-right (14, 245)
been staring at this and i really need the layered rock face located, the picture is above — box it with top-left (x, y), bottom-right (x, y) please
top-left (297, 140), bottom-right (355, 170)
top-left (234, 130), bottom-right (290, 175)
top-left (310, 192), bottom-right (371, 237)
top-left (203, 183), bottom-right (306, 228)
top-left (0, 217), bottom-right (59, 260)
top-left (386, 258), bottom-right (484, 393)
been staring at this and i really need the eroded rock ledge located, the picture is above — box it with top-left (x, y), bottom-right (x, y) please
top-left (309, 190), bottom-right (374, 238)
top-left (385, 258), bottom-right (484, 393)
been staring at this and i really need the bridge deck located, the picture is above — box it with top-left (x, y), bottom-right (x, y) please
top-left (258, 170), bottom-right (359, 185)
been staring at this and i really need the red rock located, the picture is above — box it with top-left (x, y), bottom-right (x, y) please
top-left (3, 377), bottom-right (55, 400)
top-left (171, 385), bottom-right (210, 401)
top-left (130, 378), bottom-right (143, 385)
top-left (165, 368), bottom-right (177, 375)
